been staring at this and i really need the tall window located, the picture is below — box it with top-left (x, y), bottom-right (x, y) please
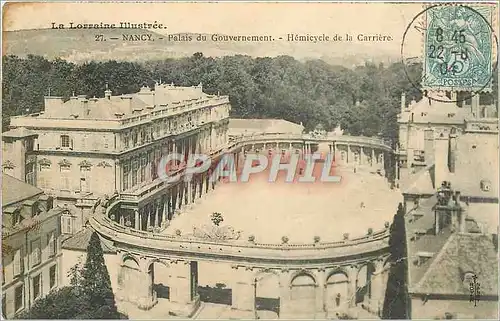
top-left (80, 166), bottom-right (91, 193)
top-left (123, 133), bottom-right (129, 149)
top-left (31, 240), bottom-right (41, 267)
top-left (49, 265), bottom-right (57, 289)
top-left (132, 160), bottom-right (139, 187)
top-left (61, 216), bottom-right (73, 234)
top-left (32, 274), bottom-right (41, 300)
top-left (47, 232), bottom-right (56, 257)
top-left (14, 285), bottom-right (23, 312)
top-left (140, 156), bottom-right (147, 183)
top-left (122, 164), bottom-right (130, 191)
top-left (60, 165), bottom-right (71, 190)
top-left (60, 135), bottom-right (70, 148)
top-left (13, 249), bottom-right (22, 277)
top-left (25, 163), bottom-right (35, 186)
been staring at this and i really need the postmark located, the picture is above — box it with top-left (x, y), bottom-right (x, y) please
top-left (401, 4), bottom-right (498, 103)
top-left (423, 5), bottom-right (493, 91)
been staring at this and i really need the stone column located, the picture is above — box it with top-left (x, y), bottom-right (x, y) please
top-left (360, 146), bottom-right (364, 165)
top-left (316, 268), bottom-right (327, 318)
top-left (134, 210), bottom-right (140, 230)
top-left (348, 265), bottom-right (358, 308)
top-left (118, 257), bottom-right (157, 310)
top-left (231, 266), bottom-right (255, 313)
top-left (369, 259), bottom-right (386, 316)
top-left (155, 200), bottom-right (160, 227)
top-left (146, 206), bottom-right (151, 229)
top-left (162, 196), bottom-right (168, 225)
top-left (372, 149), bottom-right (375, 167)
top-left (279, 270), bottom-right (292, 319)
top-left (169, 260), bottom-right (199, 316)
top-left (346, 145), bottom-right (351, 163)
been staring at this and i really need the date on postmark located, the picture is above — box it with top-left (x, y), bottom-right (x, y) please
top-left (422, 5), bottom-right (495, 92)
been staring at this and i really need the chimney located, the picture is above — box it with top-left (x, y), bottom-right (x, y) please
top-left (44, 96), bottom-right (64, 114)
top-left (401, 92), bottom-right (406, 113)
top-left (471, 94), bottom-right (480, 118)
top-left (424, 127), bottom-right (435, 166)
top-left (448, 132), bottom-right (457, 173)
top-left (434, 133), bottom-right (449, 189)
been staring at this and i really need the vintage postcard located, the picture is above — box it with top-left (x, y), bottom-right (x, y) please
top-left (1, 1), bottom-right (498, 320)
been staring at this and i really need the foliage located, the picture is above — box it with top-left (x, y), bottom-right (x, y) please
top-left (1, 53), bottom-right (443, 144)
top-left (211, 212), bottom-right (224, 226)
top-left (15, 232), bottom-right (122, 319)
top-left (382, 203), bottom-right (409, 319)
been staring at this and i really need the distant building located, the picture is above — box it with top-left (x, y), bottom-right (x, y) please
top-left (398, 92), bottom-right (499, 319)
top-left (2, 83), bottom-right (230, 236)
top-left (1, 175), bottom-right (66, 319)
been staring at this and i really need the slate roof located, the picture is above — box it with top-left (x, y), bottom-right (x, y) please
top-left (62, 227), bottom-right (116, 254)
top-left (398, 96), bottom-right (472, 124)
top-left (1, 174), bottom-right (44, 206)
top-left (413, 233), bottom-right (498, 296)
top-left (2, 127), bottom-right (38, 138)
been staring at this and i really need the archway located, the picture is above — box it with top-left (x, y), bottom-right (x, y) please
top-left (255, 271), bottom-right (280, 318)
top-left (149, 260), bottom-right (170, 300)
top-left (325, 271), bottom-right (349, 312)
top-left (290, 272), bottom-right (316, 318)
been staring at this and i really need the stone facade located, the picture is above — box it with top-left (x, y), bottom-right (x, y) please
top-left (1, 175), bottom-right (66, 319)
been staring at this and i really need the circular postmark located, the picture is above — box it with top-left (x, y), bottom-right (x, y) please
top-left (401, 4), bottom-right (498, 103)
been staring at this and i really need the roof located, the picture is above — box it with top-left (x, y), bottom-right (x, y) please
top-left (398, 96), bottom-right (472, 124)
top-left (402, 164), bottom-right (436, 195)
top-left (447, 133), bottom-right (499, 198)
top-left (413, 233), bottom-right (498, 296)
top-left (62, 227), bottom-right (116, 254)
top-left (229, 118), bottom-right (304, 134)
top-left (2, 127), bottom-right (38, 138)
top-left (1, 174), bottom-right (44, 206)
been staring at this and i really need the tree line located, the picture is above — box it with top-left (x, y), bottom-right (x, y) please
top-left (1, 54), bottom-right (432, 147)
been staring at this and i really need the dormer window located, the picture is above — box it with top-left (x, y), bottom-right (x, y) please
top-left (480, 180), bottom-right (491, 192)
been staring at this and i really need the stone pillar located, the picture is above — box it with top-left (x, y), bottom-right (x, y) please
top-left (372, 149), bottom-right (375, 167)
top-left (146, 206), bottom-right (151, 229)
top-left (360, 146), bottom-right (364, 165)
top-left (279, 270), bottom-right (292, 319)
top-left (162, 196), bottom-right (167, 225)
top-left (316, 268), bottom-right (327, 318)
top-left (369, 259), bottom-right (386, 316)
top-left (155, 200), bottom-right (160, 227)
top-left (134, 210), bottom-right (140, 230)
top-left (117, 257), bottom-right (157, 310)
top-left (347, 145), bottom-right (351, 164)
top-left (348, 265), bottom-right (358, 308)
top-left (231, 266), bottom-right (255, 312)
top-left (168, 260), bottom-right (199, 316)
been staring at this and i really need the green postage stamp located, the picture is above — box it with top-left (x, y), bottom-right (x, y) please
top-left (422, 5), bottom-right (495, 92)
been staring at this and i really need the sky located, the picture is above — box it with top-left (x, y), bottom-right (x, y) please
top-left (2, 2), bottom-right (426, 54)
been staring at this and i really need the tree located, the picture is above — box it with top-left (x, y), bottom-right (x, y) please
top-left (382, 203), bottom-right (409, 319)
top-left (78, 232), bottom-right (120, 319)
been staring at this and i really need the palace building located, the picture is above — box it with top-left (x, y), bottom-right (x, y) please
top-left (3, 82), bottom-right (402, 319)
top-left (2, 83), bottom-right (230, 235)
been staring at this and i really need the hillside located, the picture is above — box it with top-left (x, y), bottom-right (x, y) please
top-left (3, 28), bottom-right (398, 66)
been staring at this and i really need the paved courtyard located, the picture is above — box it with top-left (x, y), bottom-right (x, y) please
top-left (166, 162), bottom-right (402, 244)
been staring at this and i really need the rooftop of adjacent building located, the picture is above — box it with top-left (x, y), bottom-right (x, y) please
top-left (1, 174), bottom-right (44, 206)
top-left (9, 82), bottom-right (228, 123)
top-left (228, 118), bottom-right (304, 135)
top-left (405, 192), bottom-right (498, 297)
top-left (402, 129), bottom-right (499, 199)
top-left (397, 92), bottom-right (497, 125)
top-left (61, 226), bottom-right (116, 254)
